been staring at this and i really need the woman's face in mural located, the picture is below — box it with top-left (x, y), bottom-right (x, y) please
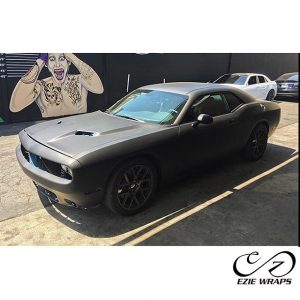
top-left (47, 53), bottom-right (70, 84)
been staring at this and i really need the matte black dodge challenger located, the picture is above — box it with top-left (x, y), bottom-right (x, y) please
top-left (17, 83), bottom-right (281, 215)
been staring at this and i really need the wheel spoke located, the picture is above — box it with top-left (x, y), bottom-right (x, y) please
top-left (140, 169), bottom-right (148, 179)
top-left (130, 167), bottom-right (137, 180)
top-left (120, 192), bottom-right (130, 207)
top-left (133, 195), bottom-right (140, 206)
top-left (135, 166), bottom-right (144, 179)
top-left (140, 189), bottom-right (148, 200)
top-left (124, 173), bottom-right (130, 184)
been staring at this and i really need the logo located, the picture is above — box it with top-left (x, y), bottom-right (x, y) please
top-left (233, 251), bottom-right (296, 285)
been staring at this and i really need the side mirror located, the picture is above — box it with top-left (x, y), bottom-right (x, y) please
top-left (192, 114), bottom-right (213, 127)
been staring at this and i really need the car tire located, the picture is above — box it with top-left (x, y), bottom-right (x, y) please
top-left (266, 89), bottom-right (275, 101)
top-left (105, 158), bottom-right (158, 215)
top-left (243, 124), bottom-right (268, 161)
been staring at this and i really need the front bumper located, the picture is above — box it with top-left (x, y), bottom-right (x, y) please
top-left (276, 91), bottom-right (298, 97)
top-left (16, 141), bottom-right (104, 209)
top-left (276, 87), bottom-right (298, 98)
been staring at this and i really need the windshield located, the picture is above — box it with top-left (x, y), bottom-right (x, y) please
top-left (215, 74), bottom-right (248, 85)
top-left (109, 89), bottom-right (189, 125)
top-left (276, 73), bottom-right (298, 82)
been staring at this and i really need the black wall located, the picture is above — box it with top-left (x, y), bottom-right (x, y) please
top-left (229, 53), bottom-right (298, 79)
top-left (105, 53), bottom-right (230, 107)
top-left (0, 53), bottom-right (298, 124)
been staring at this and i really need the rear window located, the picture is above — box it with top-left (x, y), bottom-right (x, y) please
top-left (258, 76), bottom-right (266, 83)
top-left (224, 93), bottom-right (243, 111)
top-left (248, 76), bottom-right (257, 85)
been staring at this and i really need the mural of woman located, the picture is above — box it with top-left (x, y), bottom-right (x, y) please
top-left (9, 53), bottom-right (104, 118)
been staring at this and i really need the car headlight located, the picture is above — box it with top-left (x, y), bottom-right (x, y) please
top-left (61, 164), bottom-right (73, 177)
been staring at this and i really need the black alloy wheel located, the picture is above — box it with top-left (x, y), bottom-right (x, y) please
top-left (117, 165), bottom-right (153, 211)
top-left (105, 159), bottom-right (157, 215)
top-left (243, 124), bottom-right (268, 161)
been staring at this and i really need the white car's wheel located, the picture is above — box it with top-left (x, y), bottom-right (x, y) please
top-left (266, 89), bottom-right (275, 101)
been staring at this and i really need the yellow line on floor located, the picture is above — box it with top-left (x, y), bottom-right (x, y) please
top-left (234, 154), bottom-right (298, 190)
top-left (125, 190), bottom-right (233, 246)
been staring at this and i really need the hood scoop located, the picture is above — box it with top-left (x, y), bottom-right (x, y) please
top-left (75, 130), bottom-right (99, 137)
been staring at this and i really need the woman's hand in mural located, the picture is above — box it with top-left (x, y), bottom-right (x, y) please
top-left (64, 53), bottom-right (76, 64)
top-left (9, 55), bottom-right (44, 112)
top-left (64, 53), bottom-right (104, 94)
top-left (38, 53), bottom-right (48, 64)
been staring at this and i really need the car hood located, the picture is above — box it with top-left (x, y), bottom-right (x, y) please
top-left (24, 111), bottom-right (161, 158)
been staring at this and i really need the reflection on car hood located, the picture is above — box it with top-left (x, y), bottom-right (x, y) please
top-left (24, 111), bottom-right (161, 157)
top-left (218, 83), bottom-right (243, 87)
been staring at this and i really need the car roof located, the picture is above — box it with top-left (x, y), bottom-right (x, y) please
top-left (279, 72), bottom-right (298, 76)
top-left (141, 82), bottom-right (231, 95)
top-left (231, 73), bottom-right (267, 77)
top-left (276, 72), bottom-right (298, 80)
top-left (138, 81), bottom-right (256, 104)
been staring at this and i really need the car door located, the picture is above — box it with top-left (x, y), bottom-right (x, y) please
top-left (257, 75), bottom-right (269, 99)
top-left (177, 93), bottom-right (237, 171)
top-left (244, 75), bottom-right (260, 98)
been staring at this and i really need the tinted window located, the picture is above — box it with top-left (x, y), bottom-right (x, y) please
top-left (214, 74), bottom-right (247, 85)
top-left (248, 76), bottom-right (257, 85)
top-left (224, 93), bottom-right (243, 111)
top-left (258, 76), bottom-right (266, 83)
top-left (289, 75), bottom-right (299, 81)
top-left (276, 73), bottom-right (298, 82)
top-left (110, 89), bottom-right (188, 124)
top-left (184, 94), bottom-right (229, 122)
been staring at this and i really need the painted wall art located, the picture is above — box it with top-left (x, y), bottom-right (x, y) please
top-left (9, 53), bottom-right (104, 118)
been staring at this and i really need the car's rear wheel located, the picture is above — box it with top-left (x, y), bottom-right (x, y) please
top-left (105, 158), bottom-right (158, 215)
top-left (266, 89), bottom-right (275, 101)
top-left (243, 124), bottom-right (268, 161)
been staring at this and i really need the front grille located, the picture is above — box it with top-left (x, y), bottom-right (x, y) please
top-left (277, 81), bottom-right (298, 87)
top-left (21, 145), bottom-right (30, 161)
top-left (21, 145), bottom-right (72, 179)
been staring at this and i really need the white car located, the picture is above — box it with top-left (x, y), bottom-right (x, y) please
top-left (214, 73), bottom-right (277, 100)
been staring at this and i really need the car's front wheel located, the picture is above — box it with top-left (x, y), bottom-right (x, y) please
top-left (105, 158), bottom-right (158, 215)
top-left (243, 124), bottom-right (268, 161)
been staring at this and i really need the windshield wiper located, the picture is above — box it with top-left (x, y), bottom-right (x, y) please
top-left (115, 114), bottom-right (144, 122)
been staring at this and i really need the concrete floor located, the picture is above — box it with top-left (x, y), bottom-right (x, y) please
top-left (0, 101), bottom-right (298, 245)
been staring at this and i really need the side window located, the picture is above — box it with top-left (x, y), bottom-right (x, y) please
top-left (248, 76), bottom-right (257, 85)
top-left (224, 93), bottom-right (244, 111)
top-left (258, 76), bottom-right (266, 83)
top-left (183, 93), bottom-right (229, 122)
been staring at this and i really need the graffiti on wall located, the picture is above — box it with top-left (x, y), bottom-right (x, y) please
top-left (9, 53), bottom-right (104, 118)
